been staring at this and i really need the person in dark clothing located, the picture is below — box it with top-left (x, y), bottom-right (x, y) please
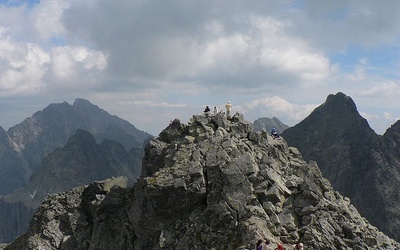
top-left (255, 239), bottom-right (263, 250)
top-left (271, 128), bottom-right (280, 139)
top-left (204, 106), bottom-right (211, 116)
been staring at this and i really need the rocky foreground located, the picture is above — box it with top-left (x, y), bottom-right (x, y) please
top-left (3, 113), bottom-right (400, 249)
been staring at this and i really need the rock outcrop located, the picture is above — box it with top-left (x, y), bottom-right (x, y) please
top-left (282, 92), bottom-right (400, 241)
top-left (5, 177), bottom-right (131, 250)
top-left (5, 113), bottom-right (400, 249)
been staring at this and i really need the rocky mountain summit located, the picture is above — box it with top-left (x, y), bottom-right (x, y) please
top-left (282, 92), bottom-right (400, 241)
top-left (4, 113), bottom-right (399, 249)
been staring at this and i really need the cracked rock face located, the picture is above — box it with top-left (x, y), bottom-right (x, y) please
top-left (5, 113), bottom-right (400, 250)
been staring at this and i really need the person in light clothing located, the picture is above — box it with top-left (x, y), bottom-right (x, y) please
top-left (225, 101), bottom-right (232, 118)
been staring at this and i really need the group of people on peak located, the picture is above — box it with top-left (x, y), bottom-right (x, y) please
top-left (254, 239), bottom-right (303, 250)
top-left (203, 102), bottom-right (282, 139)
top-left (203, 101), bottom-right (233, 119)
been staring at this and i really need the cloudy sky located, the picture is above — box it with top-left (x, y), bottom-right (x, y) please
top-left (1, 0), bottom-right (400, 135)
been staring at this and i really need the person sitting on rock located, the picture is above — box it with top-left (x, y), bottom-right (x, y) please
top-left (271, 128), bottom-right (280, 139)
top-left (213, 106), bottom-right (218, 115)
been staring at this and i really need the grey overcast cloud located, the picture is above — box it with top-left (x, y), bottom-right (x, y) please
top-left (1, 0), bottom-right (400, 135)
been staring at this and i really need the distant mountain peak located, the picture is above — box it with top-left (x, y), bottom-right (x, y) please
top-left (327, 91), bottom-right (348, 101)
top-left (73, 98), bottom-right (92, 106)
top-left (318, 92), bottom-right (358, 114)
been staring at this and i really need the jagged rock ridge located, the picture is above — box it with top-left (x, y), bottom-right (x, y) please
top-left (5, 113), bottom-right (399, 249)
top-left (282, 92), bottom-right (400, 241)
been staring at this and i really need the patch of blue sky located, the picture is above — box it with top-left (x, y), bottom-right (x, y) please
top-left (329, 45), bottom-right (400, 78)
top-left (50, 36), bottom-right (66, 46)
top-left (0, 0), bottom-right (39, 8)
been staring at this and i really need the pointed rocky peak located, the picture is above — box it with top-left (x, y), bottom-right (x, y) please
top-left (73, 98), bottom-right (94, 107)
top-left (283, 92), bottom-right (376, 142)
top-left (280, 93), bottom-right (400, 241)
top-left (325, 91), bottom-right (355, 107)
top-left (281, 92), bottom-right (380, 209)
top-left (72, 98), bottom-right (106, 116)
top-left (313, 92), bottom-right (359, 119)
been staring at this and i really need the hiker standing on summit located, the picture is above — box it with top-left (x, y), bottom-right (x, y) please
top-left (225, 101), bottom-right (232, 119)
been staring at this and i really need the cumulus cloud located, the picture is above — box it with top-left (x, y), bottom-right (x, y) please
top-left (60, 0), bottom-right (334, 92)
top-left (0, 0), bottom-right (108, 97)
top-left (359, 81), bottom-right (400, 97)
top-left (50, 46), bottom-right (106, 79)
top-left (0, 28), bottom-right (50, 96)
top-left (245, 96), bottom-right (318, 124)
top-left (32, 0), bottom-right (69, 40)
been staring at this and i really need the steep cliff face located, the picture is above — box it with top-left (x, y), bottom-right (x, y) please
top-left (281, 92), bottom-right (400, 241)
top-left (5, 113), bottom-right (399, 250)
top-left (0, 127), bottom-right (27, 195)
